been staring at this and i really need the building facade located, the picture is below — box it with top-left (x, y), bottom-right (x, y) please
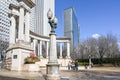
top-left (30, 0), bottom-right (55, 36)
top-left (64, 8), bottom-right (79, 53)
top-left (0, 0), bottom-right (18, 60)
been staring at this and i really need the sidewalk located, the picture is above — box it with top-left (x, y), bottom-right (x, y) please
top-left (60, 66), bottom-right (120, 72)
top-left (0, 69), bottom-right (45, 80)
top-left (85, 67), bottom-right (120, 72)
top-left (0, 67), bottom-right (120, 80)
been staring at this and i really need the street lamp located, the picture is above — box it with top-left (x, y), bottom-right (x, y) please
top-left (89, 54), bottom-right (92, 68)
top-left (47, 9), bottom-right (58, 33)
top-left (46, 9), bottom-right (60, 80)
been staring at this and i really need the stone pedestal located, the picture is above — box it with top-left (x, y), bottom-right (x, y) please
top-left (6, 40), bottom-right (33, 71)
top-left (23, 64), bottom-right (40, 71)
top-left (46, 64), bottom-right (60, 80)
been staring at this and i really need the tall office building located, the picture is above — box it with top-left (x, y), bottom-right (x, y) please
top-left (30, 0), bottom-right (55, 36)
top-left (64, 7), bottom-right (79, 52)
top-left (0, 0), bottom-right (18, 59)
top-left (30, 0), bottom-right (35, 32)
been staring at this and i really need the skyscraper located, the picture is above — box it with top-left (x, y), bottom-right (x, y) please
top-left (30, 0), bottom-right (55, 36)
top-left (64, 7), bottom-right (79, 52)
top-left (0, 0), bottom-right (18, 59)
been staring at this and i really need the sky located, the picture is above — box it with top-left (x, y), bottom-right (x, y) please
top-left (55, 0), bottom-right (120, 41)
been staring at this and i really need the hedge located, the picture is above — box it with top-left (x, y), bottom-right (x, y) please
top-left (77, 58), bottom-right (120, 66)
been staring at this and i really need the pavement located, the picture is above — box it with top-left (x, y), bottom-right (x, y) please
top-left (0, 69), bottom-right (45, 80)
top-left (0, 67), bottom-right (120, 80)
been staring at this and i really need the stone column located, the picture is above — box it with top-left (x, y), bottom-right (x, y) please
top-left (46, 41), bottom-right (49, 58)
top-left (25, 11), bottom-right (30, 42)
top-left (9, 15), bottom-right (16, 44)
top-left (46, 33), bottom-right (60, 80)
top-left (18, 7), bottom-right (24, 41)
top-left (36, 40), bottom-right (39, 56)
top-left (31, 38), bottom-right (34, 49)
top-left (33, 39), bottom-right (37, 54)
top-left (39, 40), bottom-right (43, 58)
top-left (59, 43), bottom-right (62, 58)
top-left (48, 33), bottom-right (57, 63)
top-left (37, 41), bottom-right (40, 56)
top-left (66, 42), bottom-right (70, 58)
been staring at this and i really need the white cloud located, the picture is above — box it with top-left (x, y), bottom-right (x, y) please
top-left (92, 34), bottom-right (101, 39)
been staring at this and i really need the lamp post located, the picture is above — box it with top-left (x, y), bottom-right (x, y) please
top-left (89, 54), bottom-right (92, 68)
top-left (46, 9), bottom-right (60, 80)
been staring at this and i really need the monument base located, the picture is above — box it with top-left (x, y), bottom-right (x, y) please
top-left (6, 40), bottom-right (33, 71)
top-left (46, 63), bottom-right (61, 80)
top-left (46, 75), bottom-right (61, 80)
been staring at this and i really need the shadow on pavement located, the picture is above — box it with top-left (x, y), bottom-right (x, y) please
top-left (0, 76), bottom-right (27, 80)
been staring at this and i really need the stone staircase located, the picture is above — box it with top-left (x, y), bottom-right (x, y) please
top-left (4, 57), bottom-right (12, 70)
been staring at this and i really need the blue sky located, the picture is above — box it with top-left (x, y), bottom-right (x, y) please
top-left (55, 0), bottom-right (120, 41)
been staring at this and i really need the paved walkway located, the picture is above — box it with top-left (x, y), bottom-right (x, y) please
top-left (0, 67), bottom-right (120, 80)
top-left (0, 69), bottom-right (45, 80)
top-left (42, 67), bottom-right (120, 80)
top-left (87, 67), bottom-right (120, 72)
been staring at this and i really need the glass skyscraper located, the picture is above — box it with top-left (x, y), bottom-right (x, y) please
top-left (30, 0), bottom-right (55, 36)
top-left (64, 7), bottom-right (79, 52)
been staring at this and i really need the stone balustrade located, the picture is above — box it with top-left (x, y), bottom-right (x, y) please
top-left (30, 31), bottom-right (71, 59)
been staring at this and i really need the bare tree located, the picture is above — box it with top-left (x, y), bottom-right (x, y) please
top-left (79, 43), bottom-right (85, 59)
top-left (97, 36), bottom-right (107, 64)
top-left (73, 45), bottom-right (80, 59)
top-left (78, 33), bottom-right (120, 63)
top-left (106, 33), bottom-right (119, 58)
top-left (80, 38), bottom-right (97, 59)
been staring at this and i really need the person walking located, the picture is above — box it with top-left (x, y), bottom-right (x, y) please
top-left (68, 61), bottom-right (71, 70)
top-left (75, 60), bottom-right (78, 71)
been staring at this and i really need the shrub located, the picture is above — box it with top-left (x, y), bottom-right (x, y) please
top-left (24, 56), bottom-right (40, 64)
top-left (24, 52), bottom-right (40, 64)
